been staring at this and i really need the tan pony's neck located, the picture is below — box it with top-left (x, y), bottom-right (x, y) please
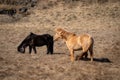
top-left (62, 31), bottom-right (76, 41)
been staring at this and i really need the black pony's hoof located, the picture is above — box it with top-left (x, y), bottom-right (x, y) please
top-left (51, 53), bottom-right (53, 55)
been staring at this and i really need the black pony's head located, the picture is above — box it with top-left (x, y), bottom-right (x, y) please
top-left (17, 32), bottom-right (35, 53)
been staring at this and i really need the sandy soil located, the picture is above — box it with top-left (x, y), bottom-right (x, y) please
top-left (0, 1), bottom-right (120, 80)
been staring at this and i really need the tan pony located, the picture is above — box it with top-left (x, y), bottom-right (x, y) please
top-left (54, 28), bottom-right (94, 62)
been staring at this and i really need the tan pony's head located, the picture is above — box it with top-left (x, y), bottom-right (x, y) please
top-left (54, 28), bottom-right (65, 41)
top-left (54, 28), bottom-right (75, 41)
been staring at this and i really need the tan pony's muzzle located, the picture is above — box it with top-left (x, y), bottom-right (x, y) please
top-left (54, 33), bottom-right (60, 41)
top-left (54, 28), bottom-right (64, 41)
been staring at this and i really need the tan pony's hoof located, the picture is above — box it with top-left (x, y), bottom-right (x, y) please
top-left (70, 57), bottom-right (75, 62)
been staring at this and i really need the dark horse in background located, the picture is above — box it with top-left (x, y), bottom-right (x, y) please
top-left (0, 8), bottom-right (16, 17)
top-left (17, 32), bottom-right (54, 54)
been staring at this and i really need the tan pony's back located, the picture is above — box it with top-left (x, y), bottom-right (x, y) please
top-left (54, 28), bottom-right (94, 62)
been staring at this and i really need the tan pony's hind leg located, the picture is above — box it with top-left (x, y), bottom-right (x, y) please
top-left (76, 52), bottom-right (88, 60)
top-left (89, 46), bottom-right (93, 62)
top-left (89, 38), bottom-right (94, 62)
top-left (76, 45), bottom-right (88, 60)
top-left (76, 35), bottom-right (91, 61)
top-left (84, 52), bottom-right (88, 58)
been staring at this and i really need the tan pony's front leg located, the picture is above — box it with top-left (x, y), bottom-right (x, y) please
top-left (69, 49), bottom-right (74, 62)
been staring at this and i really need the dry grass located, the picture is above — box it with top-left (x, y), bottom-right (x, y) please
top-left (0, 1), bottom-right (120, 80)
top-left (0, 0), bottom-right (29, 5)
top-left (0, 4), bottom-right (20, 9)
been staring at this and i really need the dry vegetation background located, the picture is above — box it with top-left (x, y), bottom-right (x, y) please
top-left (0, 0), bottom-right (120, 80)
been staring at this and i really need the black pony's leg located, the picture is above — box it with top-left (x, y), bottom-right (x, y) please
top-left (29, 46), bottom-right (32, 54)
top-left (47, 43), bottom-right (53, 54)
top-left (46, 45), bottom-right (49, 54)
top-left (48, 39), bottom-right (54, 54)
top-left (49, 43), bottom-right (53, 54)
top-left (33, 46), bottom-right (37, 54)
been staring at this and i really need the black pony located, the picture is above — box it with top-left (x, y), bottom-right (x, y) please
top-left (17, 32), bottom-right (54, 54)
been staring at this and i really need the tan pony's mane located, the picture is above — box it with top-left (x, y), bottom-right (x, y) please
top-left (55, 28), bottom-right (76, 40)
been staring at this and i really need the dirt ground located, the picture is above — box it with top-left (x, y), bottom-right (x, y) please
top-left (0, 1), bottom-right (120, 80)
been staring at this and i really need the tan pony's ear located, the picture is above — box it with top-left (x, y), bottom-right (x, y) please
top-left (60, 30), bottom-right (64, 35)
top-left (54, 28), bottom-right (58, 32)
top-left (55, 28), bottom-right (63, 32)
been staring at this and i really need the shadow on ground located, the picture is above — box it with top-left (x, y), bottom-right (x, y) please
top-left (80, 58), bottom-right (111, 63)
